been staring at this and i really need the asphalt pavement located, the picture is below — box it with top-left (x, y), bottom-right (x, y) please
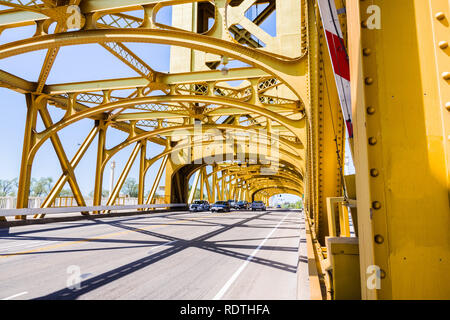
top-left (0, 209), bottom-right (309, 300)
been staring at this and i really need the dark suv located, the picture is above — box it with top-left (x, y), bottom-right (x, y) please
top-left (236, 200), bottom-right (249, 210)
top-left (227, 200), bottom-right (238, 210)
top-left (211, 201), bottom-right (231, 212)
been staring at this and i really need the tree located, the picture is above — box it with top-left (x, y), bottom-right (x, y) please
top-left (0, 178), bottom-right (18, 196)
top-left (88, 189), bottom-right (109, 198)
top-left (30, 177), bottom-right (53, 197)
top-left (282, 200), bottom-right (303, 209)
top-left (59, 189), bottom-right (73, 197)
top-left (122, 178), bottom-right (138, 198)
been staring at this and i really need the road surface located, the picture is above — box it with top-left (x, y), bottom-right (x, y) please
top-left (0, 209), bottom-right (309, 300)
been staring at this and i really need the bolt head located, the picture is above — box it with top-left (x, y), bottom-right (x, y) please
top-left (374, 234), bottom-right (384, 244)
top-left (367, 106), bottom-right (376, 115)
top-left (439, 41), bottom-right (449, 49)
top-left (435, 12), bottom-right (446, 20)
top-left (368, 137), bottom-right (378, 145)
top-left (363, 48), bottom-right (372, 56)
top-left (372, 201), bottom-right (382, 210)
top-left (365, 77), bottom-right (374, 85)
top-left (370, 169), bottom-right (379, 177)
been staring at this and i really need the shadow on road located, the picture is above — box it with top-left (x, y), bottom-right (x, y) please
top-left (33, 211), bottom-right (300, 300)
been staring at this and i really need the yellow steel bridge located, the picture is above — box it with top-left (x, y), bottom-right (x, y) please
top-left (0, 0), bottom-right (448, 300)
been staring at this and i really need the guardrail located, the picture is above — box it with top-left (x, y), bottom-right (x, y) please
top-left (326, 197), bottom-right (357, 237)
top-left (0, 203), bottom-right (187, 217)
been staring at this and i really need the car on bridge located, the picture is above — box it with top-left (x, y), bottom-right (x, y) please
top-left (211, 201), bottom-right (231, 213)
top-left (236, 200), bottom-right (250, 210)
top-left (251, 201), bottom-right (266, 211)
top-left (227, 199), bottom-right (239, 210)
top-left (189, 200), bottom-right (210, 212)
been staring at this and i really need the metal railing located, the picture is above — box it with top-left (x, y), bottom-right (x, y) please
top-left (326, 197), bottom-right (357, 238)
top-left (0, 196), bottom-right (181, 218)
top-left (0, 203), bottom-right (187, 218)
top-left (0, 196), bottom-right (169, 209)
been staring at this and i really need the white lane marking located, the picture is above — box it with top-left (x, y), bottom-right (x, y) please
top-left (1, 291), bottom-right (28, 300)
top-left (148, 240), bottom-right (177, 253)
top-left (213, 212), bottom-right (292, 300)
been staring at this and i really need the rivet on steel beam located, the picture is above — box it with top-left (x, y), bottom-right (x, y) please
top-left (372, 201), bottom-right (382, 210)
top-left (361, 20), bottom-right (368, 28)
top-left (370, 169), bottom-right (379, 177)
top-left (367, 106), bottom-right (376, 115)
top-left (380, 269), bottom-right (387, 279)
top-left (439, 41), bottom-right (449, 49)
top-left (443, 72), bottom-right (450, 80)
top-left (374, 234), bottom-right (384, 244)
top-left (446, 102), bottom-right (450, 111)
top-left (368, 137), bottom-right (377, 145)
top-left (435, 12), bottom-right (446, 20)
top-left (363, 48), bottom-right (372, 56)
top-left (365, 77), bottom-right (374, 85)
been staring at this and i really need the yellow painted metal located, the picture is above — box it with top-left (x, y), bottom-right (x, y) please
top-left (188, 169), bottom-right (201, 204)
top-left (138, 140), bottom-right (147, 207)
top-left (93, 120), bottom-right (107, 212)
top-left (16, 94), bottom-right (40, 220)
top-left (0, 0), bottom-right (448, 300)
top-left (146, 155), bottom-right (168, 205)
top-left (325, 237), bottom-right (361, 300)
top-left (348, 0), bottom-right (450, 300)
top-left (107, 142), bottom-right (141, 206)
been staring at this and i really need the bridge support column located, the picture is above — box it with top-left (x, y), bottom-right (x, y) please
top-left (348, 0), bottom-right (450, 299)
top-left (305, 0), bottom-right (345, 244)
top-left (138, 140), bottom-right (147, 206)
top-left (16, 94), bottom-right (40, 220)
top-left (93, 121), bottom-right (107, 212)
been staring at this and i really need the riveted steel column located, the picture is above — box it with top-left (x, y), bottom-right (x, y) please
top-left (93, 120), bottom-right (107, 211)
top-left (16, 93), bottom-right (40, 220)
top-left (349, 0), bottom-right (450, 299)
top-left (138, 140), bottom-right (147, 206)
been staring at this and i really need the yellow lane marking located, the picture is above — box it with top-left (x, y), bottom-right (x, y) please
top-left (0, 211), bottom-right (234, 259)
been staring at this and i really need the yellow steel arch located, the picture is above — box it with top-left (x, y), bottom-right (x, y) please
top-left (0, 0), bottom-right (447, 300)
top-left (0, 29), bottom-right (309, 102)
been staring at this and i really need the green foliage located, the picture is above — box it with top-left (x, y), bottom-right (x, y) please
top-left (283, 200), bottom-right (303, 209)
top-left (0, 178), bottom-right (18, 196)
top-left (88, 189), bottom-right (109, 198)
top-left (122, 178), bottom-right (138, 198)
top-left (30, 177), bottom-right (53, 197)
top-left (59, 189), bottom-right (73, 197)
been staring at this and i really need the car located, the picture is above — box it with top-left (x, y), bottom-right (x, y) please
top-left (251, 201), bottom-right (266, 211)
top-left (236, 200), bottom-right (249, 210)
top-left (211, 201), bottom-right (231, 212)
top-left (227, 199), bottom-right (238, 210)
top-left (189, 200), bottom-right (210, 212)
top-left (276, 204), bottom-right (282, 209)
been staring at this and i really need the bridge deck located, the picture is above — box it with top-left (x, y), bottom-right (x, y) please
top-left (0, 209), bottom-right (308, 300)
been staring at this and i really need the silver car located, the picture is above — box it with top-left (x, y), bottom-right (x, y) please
top-left (189, 200), bottom-right (210, 212)
top-left (251, 201), bottom-right (266, 211)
